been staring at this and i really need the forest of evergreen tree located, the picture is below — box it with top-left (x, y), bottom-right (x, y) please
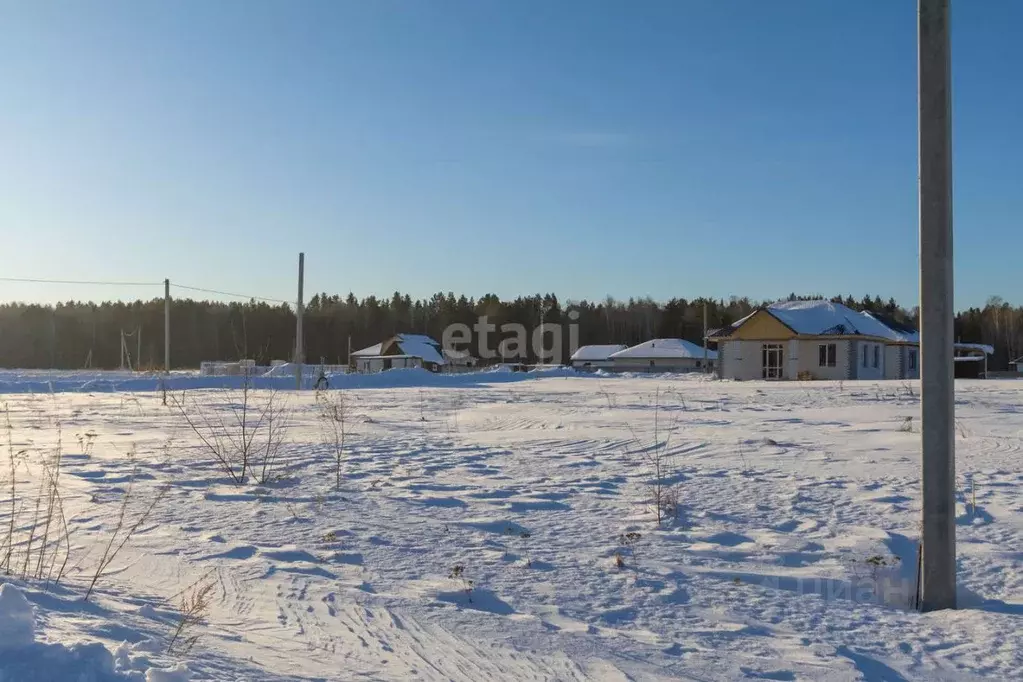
top-left (0, 291), bottom-right (1018, 371)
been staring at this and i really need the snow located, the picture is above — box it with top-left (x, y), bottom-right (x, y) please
top-left (0, 583), bottom-right (187, 681)
top-left (351, 342), bottom-right (384, 357)
top-left (570, 344), bottom-right (627, 362)
top-left (955, 343), bottom-right (996, 356)
top-left (0, 370), bottom-right (1021, 679)
top-left (0, 366), bottom-right (589, 394)
top-left (768, 300), bottom-right (919, 342)
top-left (609, 338), bottom-right (718, 360)
top-left (0, 583), bottom-right (35, 648)
top-left (145, 664), bottom-right (191, 682)
top-left (394, 334), bottom-right (446, 365)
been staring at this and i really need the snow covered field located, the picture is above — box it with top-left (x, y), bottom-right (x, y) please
top-left (1, 371), bottom-right (1021, 680)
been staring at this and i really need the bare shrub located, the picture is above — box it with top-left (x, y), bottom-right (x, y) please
top-left (596, 380), bottom-right (616, 409)
top-left (448, 563), bottom-right (474, 602)
top-left (317, 390), bottom-right (351, 491)
top-left (628, 388), bottom-right (684, 525)
top-left (617, 531), bottom-right (642, 569)
top-left (172, 382), bottom-right (290, 485)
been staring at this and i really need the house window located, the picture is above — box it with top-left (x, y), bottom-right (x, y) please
top-left (818, 343), bottom-right (837, 367)
top-left (909, 350), bottom-right (917, 370)
top-left (862, 345), bottom-right (868, 367)
top-left (873, 345), bottom-right (880, 368)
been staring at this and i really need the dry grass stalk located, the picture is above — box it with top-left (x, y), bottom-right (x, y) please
top-left (84, 468), bottom-right (169, 602)
top-left (167, 572), bottom-right (217, 655)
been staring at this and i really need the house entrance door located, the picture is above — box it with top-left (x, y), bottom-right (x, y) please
top-left (762, 343), bottom-right (784, 380)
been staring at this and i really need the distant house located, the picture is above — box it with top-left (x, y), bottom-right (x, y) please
top-left (351, 334), bottom-right (449, 373)
top-left (443, 348), bottom-right (478, 372)
top-left (953, 343), bottom-right (994, 379)
top-left (569, 344), bottom-right (627, 370)
top-left (608, 339), bottom-right (717, 373)
top-left (711, 300), bottom-right (919, 381)
top-left (1011, 357), bottom-right (1023, 374)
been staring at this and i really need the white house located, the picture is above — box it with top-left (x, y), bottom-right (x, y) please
top-left (351, 334), bottom-right (448, 373)
top-left (712, 300), bottom-right (919, 381)
top-left (569, 344), bottom-right (627, 370)
top-left (608, 339), bottom-right (717, 373)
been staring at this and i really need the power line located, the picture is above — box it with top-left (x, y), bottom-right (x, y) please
top-left (0, 277), bottom-right (162, 287)
top-left (0, 275), bottom-right (292, 306)
top-left (172, 283), bottom-right (292, 306)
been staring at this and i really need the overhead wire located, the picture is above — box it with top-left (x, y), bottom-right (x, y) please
top-left (0, 277), bottom-right (162, 287)
top-left (172, 283), bottom-right (292, 305)
top-left (0, 276), bottom-right (293, 306)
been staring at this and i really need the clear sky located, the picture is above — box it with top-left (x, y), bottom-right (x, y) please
top-left (1, 1), bottom-right (1019, 310)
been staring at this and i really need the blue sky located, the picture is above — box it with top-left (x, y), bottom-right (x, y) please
top-left (1, 1), bottom-right (1020, 310)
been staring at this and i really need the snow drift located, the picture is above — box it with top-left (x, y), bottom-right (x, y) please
top-left (0, 583), bottom-right (188, 682)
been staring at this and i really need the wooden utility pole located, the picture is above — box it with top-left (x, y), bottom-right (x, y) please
top-left (918, 0), bottom-right (956, 611)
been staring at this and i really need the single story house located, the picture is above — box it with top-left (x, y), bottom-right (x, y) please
top-left (569, 344), bottom-right (627, 370)
top-left (608, 339), bottom-right (717, 373)
top-left (711, 300), bottom-right (919, 381)
top-left (351, 334), bottom-right (448, 373)
top-left (953, 343), bottom-right (994, 379)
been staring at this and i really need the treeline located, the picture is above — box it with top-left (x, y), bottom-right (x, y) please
top-left (0, 292), bottom-right (1017, 370)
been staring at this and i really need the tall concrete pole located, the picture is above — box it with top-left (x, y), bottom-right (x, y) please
top-left (918, 0), bottom-right (956, 611)
top-left (295, 252), bottom-right (305, 390)
top-left (164, 279), bottom-right (171, 374)
top-left (703, 300), bottom-right (709, 373)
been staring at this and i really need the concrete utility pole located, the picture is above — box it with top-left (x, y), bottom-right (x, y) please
top-left (918, 0), bottom-right (956, 611)
top-left (539, 302), bottom-right (546, 367)
top-left (164, 279), bottom-right (171, 374)
top-left (703, 301), bottom-right (709, 373)
top-left (295, 252), bottom-right (305, 390)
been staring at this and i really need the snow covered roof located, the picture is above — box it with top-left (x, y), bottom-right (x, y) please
top-left (351, 343), bottom-right (383, 357)
top-left (760, 301), bottom-right (919, 343)
top-left (352, 334), bottom-right (446, 365)
top-left (954, 342), bottom-right (995, 356)
top-left (609, 339), bottom-right (718, 360)
top-left (396, 334), bottom-right (446, 365)
top-left (570, 345), bottom-right (627, 362)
